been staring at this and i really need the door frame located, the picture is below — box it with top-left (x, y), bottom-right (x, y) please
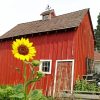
top-left (53, 59), bottom-right (74, 97)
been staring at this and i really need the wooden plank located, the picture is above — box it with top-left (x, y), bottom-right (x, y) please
top-left (75, 94), bottom-right (100, 99)
top-left (58, 93), bottom-right (100, 99)
top-left (74, 91), bottom-right (100, 94)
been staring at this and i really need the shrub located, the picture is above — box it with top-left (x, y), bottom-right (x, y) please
top-left (0, 85), bottom-right (14, 100)
top-left (74, 78), bottom-right (100, 92)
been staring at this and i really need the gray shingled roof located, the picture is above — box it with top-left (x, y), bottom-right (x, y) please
top-left (0, 9), bottom-right (89, 39)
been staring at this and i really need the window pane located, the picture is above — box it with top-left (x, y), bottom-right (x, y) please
top-left (42, 62), bottom-right (45, 71)
top-left (42, 66), bottom-right (45, 71)
top-left (41, 61), bottom-right (50, 72)
top-left (47, 61), bottom-right (50, 72)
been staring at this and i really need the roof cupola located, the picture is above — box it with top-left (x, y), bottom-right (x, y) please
top-left (41, 5), bottom-right (56, 20)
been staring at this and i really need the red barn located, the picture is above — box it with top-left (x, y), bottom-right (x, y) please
top-left (0, 8), bottom-right (94, 96)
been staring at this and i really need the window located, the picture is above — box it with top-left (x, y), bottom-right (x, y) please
top-left (86, 58), bottom-right (94, 74)
top-left (39, 60), bottom-right (52, 74)
top-left (43, 15), bottom-right (49, 20)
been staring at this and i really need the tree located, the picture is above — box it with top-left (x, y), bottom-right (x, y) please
top-left (95, 13), bottom-right (100, 52)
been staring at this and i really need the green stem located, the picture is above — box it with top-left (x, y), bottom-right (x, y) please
top-left (29, 73), bottom-right (37, 95)
top-left (29, 82), bottom-right (35, 95)
top-left (29, 64), bottom-right (34, 80)
top-left (23, 61), bottom-right (27, 82)
top-left (23, 61), bottom-right (27, 100)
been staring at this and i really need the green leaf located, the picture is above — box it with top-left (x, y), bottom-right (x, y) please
top-left (9, 84), bottom-right (25, 99)
top-left (13, 84), bottom-right (24, 93)
top-left (10, 92), bottom-right (24, 99)
top-left (28, 89), bottom-right (47, 100)
top-left (32, 60), bottom-right (40, 66)
top-left (37, 71), bottom-right (44, 78)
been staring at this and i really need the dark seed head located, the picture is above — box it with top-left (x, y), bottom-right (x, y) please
top-left (18, 45), bottom-right (29, 55)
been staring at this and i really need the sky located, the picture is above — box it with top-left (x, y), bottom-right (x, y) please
top-left (0, 0), bottom-right (100, 36)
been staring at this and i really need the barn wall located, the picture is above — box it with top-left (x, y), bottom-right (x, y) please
top-left (0, 30), bottom-right (75, 95)
top-left (73, 12), bottom-right (94, 81)
top-left (0, 41), bottom-right (23, 84)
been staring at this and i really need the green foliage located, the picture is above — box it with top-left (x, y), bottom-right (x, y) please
top-left (95, 13), bottom-right (100, 51)
top-left (47, 96), bottom-right (54, 100)
top-left (0, 85), bottom-right (47, 100)
top-left (10, 93), bottom-right (24, 100)
top-left (28, 89), bottom-right (47, 100)
top-left (11, 85), bottom-right (47, 100)
top-left (10, 84), bottom-right (24, 100)
top-left (74, 78), bottom-right (100, 92)
top-left (13, 84), bottom-right (24, 94)
top-left (32, 60), bottom-right (40, 66)
top-left (0, 85), bottom-right (14, 100)
top-left (74, 78), bottom-right (88, 91)
top-left (37, 71), bottom-right (44, 78)
top-left (25, 71), bottom-right (44, 88)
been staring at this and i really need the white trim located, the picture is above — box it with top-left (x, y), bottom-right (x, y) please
top-left (71, 59), bottom-right (74, 93)
top-left (39, 59), bottom-right (52, 74)
top-left (53, 59), bottom-right (74, 97)
top-left (53, 60), bottom-right (58, 97)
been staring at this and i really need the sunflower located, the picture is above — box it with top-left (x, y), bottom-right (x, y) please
top-left (12, 38), bottom-right (36, 61)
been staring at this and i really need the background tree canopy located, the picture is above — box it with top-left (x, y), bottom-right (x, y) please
top-left (95, 13), bottom-right (100, 52)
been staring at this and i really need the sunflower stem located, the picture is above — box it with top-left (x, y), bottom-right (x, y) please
top-left (29, 82), bottom-right (35, 95)
top-left (29, 71), bottom-right (37, 95)
top-left (23, 61), bottom-right (27, 100)
top-left (29, 64), bottom-right (34, 80)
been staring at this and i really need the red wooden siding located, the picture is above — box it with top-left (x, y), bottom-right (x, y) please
top-left (73, 12), bottom-right (94, 81)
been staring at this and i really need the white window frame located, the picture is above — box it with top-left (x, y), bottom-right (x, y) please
top-left (39, 59), bottom-right (52, 74)
top-left (53, 59), bottom-right (74, 97)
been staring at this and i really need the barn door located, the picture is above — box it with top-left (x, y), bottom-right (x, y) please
top-left (53, 60), bottom-right (74, 97)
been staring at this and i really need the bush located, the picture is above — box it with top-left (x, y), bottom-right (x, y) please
top-left (0, 85), bottom-right (49, 100)
top-left (47, 96), bottom-right (54, 100)
top-left (0, 85), bottom-right (14, 100)
top-left (74, 78), bottom-right (100, 92)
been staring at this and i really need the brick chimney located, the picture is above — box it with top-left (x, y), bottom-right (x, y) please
top-left (41, 9), bottom-right (56, 20)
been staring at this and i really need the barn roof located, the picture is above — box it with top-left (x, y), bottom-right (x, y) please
top-left (0, 8), bottom-right (89, 40)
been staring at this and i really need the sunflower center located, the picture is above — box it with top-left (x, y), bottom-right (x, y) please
top-left (18, 45), bottom-right (29, 55)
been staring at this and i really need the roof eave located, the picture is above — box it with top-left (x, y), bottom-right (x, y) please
top-left (0, 27), bottom-right (77, 41)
